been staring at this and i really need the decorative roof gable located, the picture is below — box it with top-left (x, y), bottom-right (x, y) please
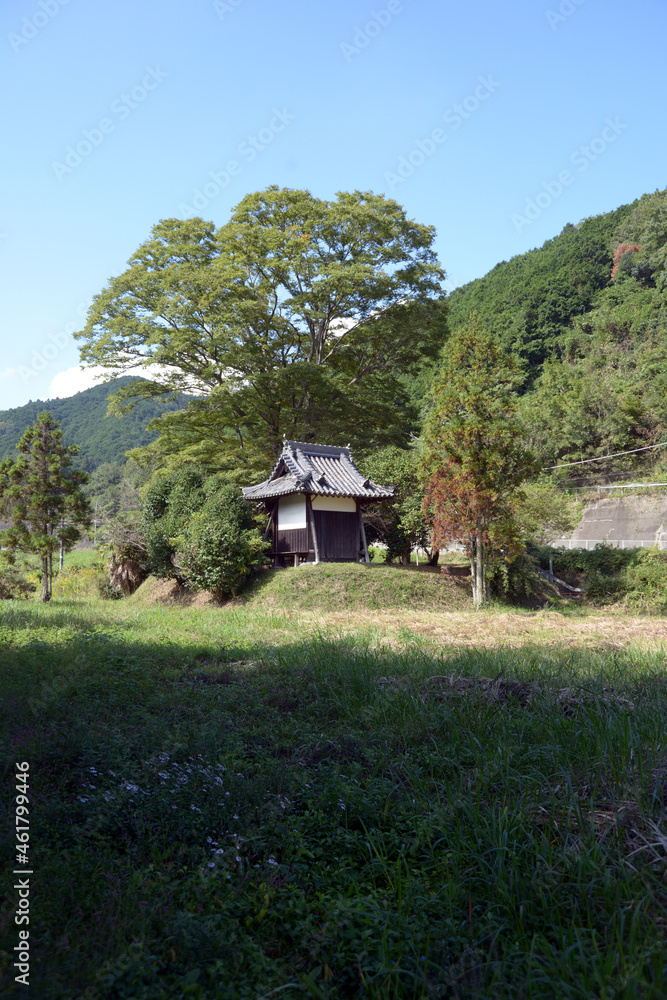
top-left (242, 440), bottom-right (394, 502)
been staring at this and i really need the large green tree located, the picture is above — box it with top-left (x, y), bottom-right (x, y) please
top-left (77, 187), bottom-right (447, 473)
top-left (0, 413), bottom-right (92, 602)
top-left (422, 317), bottom-right (535, 606)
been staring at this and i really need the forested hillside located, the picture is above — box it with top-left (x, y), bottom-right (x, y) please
top-left (0, 377), bottom-right (189, 471)
top-left (446, 188), bottom-right (667, 474)
top-left (448, 204), bottom-right (633, 373)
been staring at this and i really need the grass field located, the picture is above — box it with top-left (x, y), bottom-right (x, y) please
top-left (2, 569), bottom-right (667, 998)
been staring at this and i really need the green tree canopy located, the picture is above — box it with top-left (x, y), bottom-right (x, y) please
top-left (77, 187), bottom-right (447, 474)
top-left (360, 446), bottom-right (432, 564)
top-left (613, 188), bottom-right (667, 290)
top-left (521, 267), bottom-right (667, 471)
top-left (0, 412), bottom-right (92, 601)
top-left (422, 317), bottom-right (535, 606)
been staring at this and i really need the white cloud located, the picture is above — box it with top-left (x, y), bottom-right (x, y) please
top-left (48, 366), bottom-right (108, 399)
top-left (47, 362), bottom-right (202, 401)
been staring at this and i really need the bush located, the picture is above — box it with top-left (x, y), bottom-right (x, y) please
top-left (142, 467), bottom-right (207, 580)
top-left (534, 543), bottom-right (667, 608)
top-left (0, 555), bottom-right (35, 599)
top-left (487, 548), bottom-right (544, 603)
top-left (51, 563), bottom-right (107, 600)
top-left (624, 547), bottom-right (667, 610)
top-left (533, 543), bottom-right (634, 598)
top-left (142, 469), bottom-right (267, 598)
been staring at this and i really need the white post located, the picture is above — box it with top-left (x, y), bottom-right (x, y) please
top-left (59, 518), bottom-right (65, 571)
top-left (357, 503), bottom-right (370, 564)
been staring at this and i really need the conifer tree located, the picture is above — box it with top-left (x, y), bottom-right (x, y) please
top-left (0, 413), bottom-right (92, 601)
top-left (422, 317), bottom-right (535, 606)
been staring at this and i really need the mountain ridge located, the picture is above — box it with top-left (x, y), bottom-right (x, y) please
top-left (0, 376), bottom-right (188, 472)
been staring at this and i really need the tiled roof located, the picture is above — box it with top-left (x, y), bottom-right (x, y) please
top-left (242, 440), bottom-right (394, 501)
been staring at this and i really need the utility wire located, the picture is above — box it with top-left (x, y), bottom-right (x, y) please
top-left (558, 481), bottom-right (667, 491)
top-left (563, 468), bottom-right (658, 485)
top-left (546, 440), bottom-right (667, 470)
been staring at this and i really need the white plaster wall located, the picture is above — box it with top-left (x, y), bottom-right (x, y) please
top-left (311, 496), bottom-right (356, 513)
top-left (277, 494), bottom-right (307, 529)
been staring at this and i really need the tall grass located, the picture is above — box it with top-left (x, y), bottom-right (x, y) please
top-left (1, 598), bottom-right (667, 997)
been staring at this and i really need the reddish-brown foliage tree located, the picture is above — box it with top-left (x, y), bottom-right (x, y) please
top-left (611, 243), bottom-right (643, 280)
top-left (422, 317), bottom-right (534, 606)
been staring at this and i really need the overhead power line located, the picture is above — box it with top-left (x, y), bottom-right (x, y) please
top-left (558, 481), bottom-right (667, 491)
top-left (546, 441), bottom-right (667, 470)
top-left (565, 468), bottom-right (649, 484)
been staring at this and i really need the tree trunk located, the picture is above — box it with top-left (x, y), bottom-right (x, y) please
top-left (41, 556), bottom-right (50, 603)
top-left (401, 548), bottom-right (411, 566)
top-left (474, 522), bottom-right (484, 609)
top-left (470, 537), bottom-right (477, 604)
top-left (427, 547), bottom-right (440, 567)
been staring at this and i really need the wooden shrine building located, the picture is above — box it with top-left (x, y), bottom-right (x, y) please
top-left (242, 440), bottom-right (394, 565)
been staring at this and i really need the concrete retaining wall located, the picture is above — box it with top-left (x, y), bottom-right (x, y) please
top-left (551, 495), bottom-right (667, 549)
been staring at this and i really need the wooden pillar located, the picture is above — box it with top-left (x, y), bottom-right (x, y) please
top-left (306, 495), bottom-right (320, 564)
top-left (262, 508), bottom-right (273, 541)
top-left (357, 502), bottom-right (370, 563)
top-left (271, 506), bottom-right (279, 568)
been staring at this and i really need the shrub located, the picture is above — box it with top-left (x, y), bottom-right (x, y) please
top-left (487, 548), bottom-right (544, 603)
top-left (142, 469), bottom-right (267, 598)
top-left (176, 483), bottom-right (267, 600)
top-left (624, 547), bottom-right (667, 610)
top-left (0, 554), bottom-right (35, 599)
top-left (535, 543), bottom-right (667, 608)
top-left (51, 563), bottom-right (106, 600)
top-left (142, 467), bottom-right (207, 580)
top-left (534, 543), bottom-right (634, 598)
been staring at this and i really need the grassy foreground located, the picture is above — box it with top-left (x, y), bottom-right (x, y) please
top-left (2, 593), bottom-right (667, 998)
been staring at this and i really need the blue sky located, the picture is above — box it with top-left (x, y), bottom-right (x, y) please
top-left (1, 0), bottom-right (666, 410)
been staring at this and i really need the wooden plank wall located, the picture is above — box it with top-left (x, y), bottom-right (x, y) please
top-left (275, 511), bottom-right (360, 560)
top-left (275, 526), bottom-right (309, 554)
top-left (314, 511), bottom-right (358, 561)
